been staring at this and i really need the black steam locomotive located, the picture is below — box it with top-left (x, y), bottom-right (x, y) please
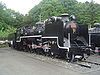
top-left (10, 13), bottom-right (91, 62)
top-left (89, 23), bottom-right (100, 54)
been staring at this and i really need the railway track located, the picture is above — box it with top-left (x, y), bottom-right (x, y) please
top-left (72, 60), bottom-right (100, 69)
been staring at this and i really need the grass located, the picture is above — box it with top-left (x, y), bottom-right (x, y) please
top-left (0, 43), bottom-right (9, 48)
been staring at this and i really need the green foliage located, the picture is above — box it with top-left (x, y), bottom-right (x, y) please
top-left (0, 26), bottom-right (16, 40)
top-left (27, 0), bottom-right (100, 25)
top-left (0, 2), bottom-right (24, 39)
top-left (0, 0), bottom-right (100, 39)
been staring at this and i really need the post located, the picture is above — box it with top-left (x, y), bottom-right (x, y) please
top-left (89, 33), bottom-right (91, 47)
top-left (89, 25), bottom-right (91, 47)
top-left (68, 33), bottom-right (71, 48)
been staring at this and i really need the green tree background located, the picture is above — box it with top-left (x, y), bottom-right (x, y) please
top-left (0, 0), bottom-right (100, 40)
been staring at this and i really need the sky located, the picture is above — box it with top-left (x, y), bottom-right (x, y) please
top-left (0, 0), bottom-right (100, 15)
top-left (0, 0), bottom-right (42, 15)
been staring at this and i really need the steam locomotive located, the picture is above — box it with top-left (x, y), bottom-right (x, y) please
top-left (10, 13), bottom-right (91, 62)
top-left (89, 23), bottom-right (100, 54)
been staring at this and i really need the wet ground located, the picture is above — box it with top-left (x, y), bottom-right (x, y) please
top-left (0, 47), bottom-right (100, 75)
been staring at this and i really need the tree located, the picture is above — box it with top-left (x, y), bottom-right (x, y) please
top-left (0, 2), bottom-right (24, 39)
top-left (27, 0), bottom-right (100, 26)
